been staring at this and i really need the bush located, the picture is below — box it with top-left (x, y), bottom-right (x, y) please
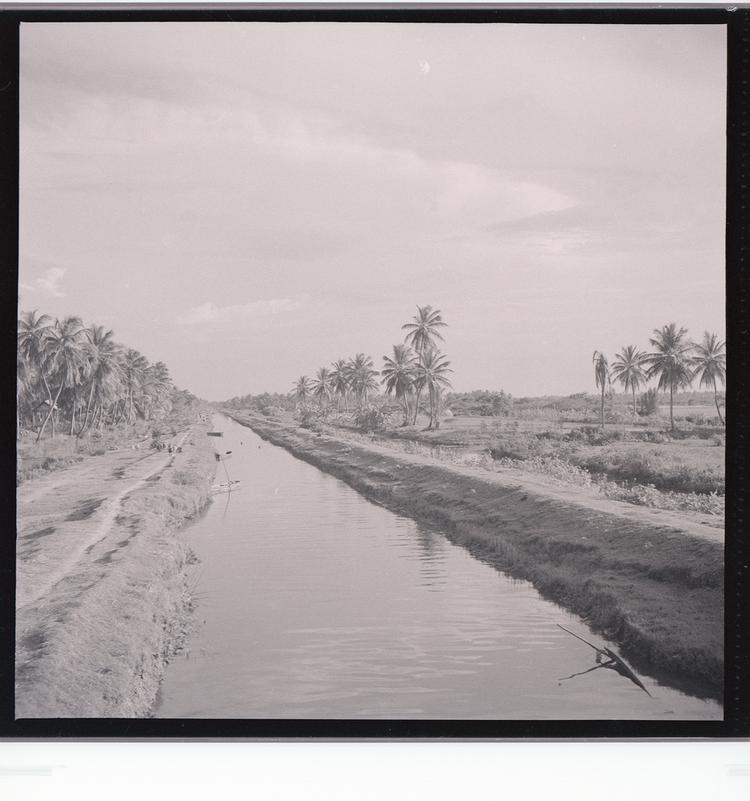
top-left (353, 404), bottom-right (392, 433)
top-left (565, 427), bottom-right (626, 446)
top-left (639, 388), bottom-right (659, 416)
top-left (489, 432), bottom-right (552, 460)
top-left (298, 408), bottom-right (325, 431)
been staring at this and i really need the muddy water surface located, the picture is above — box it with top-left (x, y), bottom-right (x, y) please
top-left (156, 414), bottom-right (721, 719)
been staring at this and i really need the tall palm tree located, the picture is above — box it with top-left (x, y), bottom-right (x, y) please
top-left (402, 305), bottom-right (448, 424)
top-left (381, 344), bottom-right (417, 425)
top-left (691, 331), bottom-right (726, 425)
top-left (330, 359), bottom-right (351, 411)
top-left (311, 367), bottom-right (332, 408)
top-left (644, 323), bottom-right (694, 431)
top-left (122, 348), bottom-right (149, 424)
top-left (77, 324), bottom-right (115, 436)
top-left (18, 310), bottom-right (54, 430)
top-left (37, 316), bottom-right (87, 441)
top-left (610, 345), bottom-right (648, 418)
top-left (91, 343), bottom-right (125, 431)
top-left (348, 353), bottom-right (379, 407)
top-left (414, 348), bottom-right (453, 430)
top-left (292, 375), bottom-right (312, 404)
top-left (592, 351), bottom-right (610, 429)
top-left (146, 361), bottom-right (173, 420)
top-left (17, 352), bottom-right (32, 438)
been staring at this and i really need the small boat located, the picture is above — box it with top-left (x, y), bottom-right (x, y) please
top-left (207, 431), bottom-right (223, 437)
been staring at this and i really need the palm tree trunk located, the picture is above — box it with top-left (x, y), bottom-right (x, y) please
top-left (669, 384), bottom-right (674, 431)
top-left (600, 386), bottom-right (605, 429)
top-left (632, 386), bottom-right (637, 418)
top-left (69, 392), bottom-right (77, 436)
top-left (412, 386), bottom-right (422, 425)
top-left (713, 377), bottom-right (725, 425)
top-left (78, 382), bottom-right (96, 437)
top-left (37, 382), bottom-right (65, 443)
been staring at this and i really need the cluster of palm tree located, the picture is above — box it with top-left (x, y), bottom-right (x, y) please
top-left (17, 310), bottom-right (175, 442)
top-left (291, 305), bottom-right (454, 430)
top-left (593, 324), bottom-right (726, 430)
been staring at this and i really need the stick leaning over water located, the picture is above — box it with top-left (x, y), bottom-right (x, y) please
top-left (557, 624), bottom-right (652, 697)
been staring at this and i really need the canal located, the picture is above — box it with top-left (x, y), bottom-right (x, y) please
top-left (156, 414), bottom-right (721, 719)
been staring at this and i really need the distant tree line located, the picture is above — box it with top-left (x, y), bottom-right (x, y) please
top-left (289, 305), bottom-right (453, 430)
top-left (17, 310), bottom-right (185, 442)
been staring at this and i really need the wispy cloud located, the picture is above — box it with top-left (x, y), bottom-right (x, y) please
top-left (20, 266), bottom-right (67, 297)
top-left (177, 297), bottom-right (303, 326)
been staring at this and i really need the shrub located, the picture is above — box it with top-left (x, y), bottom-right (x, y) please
top-left (299, 410), bottom-right (324, 432)
top-left (353, 404), bottom-right (392, 433)
top-left (639, 388), bottom-right (659, 416)
top-left (565, 427), bottom-right (626, 446)
top-left (489, 433), bottom-right (535, 460)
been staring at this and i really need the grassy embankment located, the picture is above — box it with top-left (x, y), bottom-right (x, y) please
top-left (227, 409), bottom-right (723, 700)
top-left (15, 414), bottom-right (218, 717)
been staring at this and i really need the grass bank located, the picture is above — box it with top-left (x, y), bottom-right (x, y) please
top-left (15, 419), bottom-right (218, 718)
top-left (227, 410), bottom-right (723, 701)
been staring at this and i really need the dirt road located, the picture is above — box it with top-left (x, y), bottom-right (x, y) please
top-left (15, 426), bottom-right (216, 717)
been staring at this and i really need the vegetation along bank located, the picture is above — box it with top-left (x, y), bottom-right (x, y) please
top-left (227, 410), bottom-right (723, 701)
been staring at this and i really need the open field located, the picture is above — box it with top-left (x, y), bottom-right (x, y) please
top-left (226, 409), bottom-right (724, 699)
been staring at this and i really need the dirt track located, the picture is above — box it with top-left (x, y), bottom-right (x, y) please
top-left (15, 426), bottom-right (216, 718)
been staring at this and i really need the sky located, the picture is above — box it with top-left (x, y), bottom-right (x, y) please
top-left (18, 22), bottom-right (726, 401)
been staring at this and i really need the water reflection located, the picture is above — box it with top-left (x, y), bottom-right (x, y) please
top-left (156, 414), bottom-right (722, 720)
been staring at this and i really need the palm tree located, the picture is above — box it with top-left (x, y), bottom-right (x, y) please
top-left (17, 351), bottom-right (32, 439)
top-left (644, 323), bottom-right (694, 431)
top-left (37, 316), bottom-right (88, 441)
top-left (18, 310), bottom-right (54, 431)
top-left (76, 324), bottom-right (115, 436)
top-left (381, 344), bottom-right (417, 425)
top-left (414, 348), bottom-right (453, 430)
top-left (402, 305), bottom-right (448, 424)
top-left (610, 345), bottom-right (648, 418)
top-left (122, 348), bottom-right (149, 424)
top-left (292, 375), bottom-right (312, 404)
top-left (330, 359), bottom-right (351, 411)
top-left (145, 361), bottom-right (173, 420)
top-left (691, 331), bottom-right (726, 425)
top-left (348, 353), bottom-right (379, 407)
top-left (311, 367), bottom-right (332, 408)
top-left (592, 351), bottom-right (610, 429)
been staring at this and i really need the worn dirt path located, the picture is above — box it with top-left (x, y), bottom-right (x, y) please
top-left (16, 432), bottom-right (189, 611)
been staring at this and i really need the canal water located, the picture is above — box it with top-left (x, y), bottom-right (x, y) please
top-left (156, 414), bottom-right (721, 719)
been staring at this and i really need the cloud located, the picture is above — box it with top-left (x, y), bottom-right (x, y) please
top-left (177, 297), bottom-right (302, 326)
top-left (19, 266), bottom-right (67, 297)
